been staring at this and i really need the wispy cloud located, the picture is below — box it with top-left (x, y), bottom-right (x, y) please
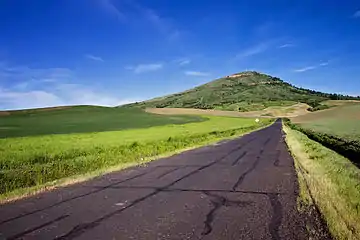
top-left (294, 62), bottom-right (329, 73)
top-left (96, 0), bottom-right (181, 41)
top-left (85, 54), bottom-right (104, 62)
top-left (353, 10), bottom-right (360, 18)
top-left (138, 5), bottom-right (181, 41)
top-left (294, 66), bottom-right (317, 72)
top-left (125, 63), bottom-right (163, 73)
top-left (0, 63), bottom-right (137, 110)
top-left (278, 43), bottom-right (295, 48)
top-left (319, 62), bottom-right (329, 66)
top-left (99, 0), bottom-right (124, 21)
top-left (236, 42), bottom-right (270, 59)
top-left (0, 64), bottom-right (74, 83)
top-left (175, 58), bottom-right (191, 66)
top-left (0, 85), bottom-right (138, 110)
top-left (184, 71), bottom-right (210, 77)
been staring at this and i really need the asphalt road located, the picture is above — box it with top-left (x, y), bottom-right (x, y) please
top-left (0, 119), bottom-right (308, 240)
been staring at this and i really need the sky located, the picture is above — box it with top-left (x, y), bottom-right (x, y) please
top-left (1, 0), bottom-right (360, 110)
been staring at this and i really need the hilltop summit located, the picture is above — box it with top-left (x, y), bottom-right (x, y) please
top-left (124, 71), bottom-right (359, 112)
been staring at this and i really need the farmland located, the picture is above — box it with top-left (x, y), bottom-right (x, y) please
top-left (0, 109), bottom-right (272, 199)
top-left (0, 106), bottom-right (205, 138)
top-left (292, 103), bottom-right (360, 141)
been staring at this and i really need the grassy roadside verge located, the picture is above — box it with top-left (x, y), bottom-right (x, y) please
top-left (1, 118), bottom-right (273, 203)
top-left (283, 118), bottom-right (360, 167)
top-left (283, 125), bottom-right (360, 240)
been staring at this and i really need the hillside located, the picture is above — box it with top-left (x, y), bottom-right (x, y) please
top-left (126, 71), bottom-right (359, 111)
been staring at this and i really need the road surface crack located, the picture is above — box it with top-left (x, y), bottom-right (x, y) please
top-left (201, 191), bottom-right (252, 236)
top-left (273, 150), bottom-right (281, 167)
top-left (267, 193), bottom-right (283, 240)
top-left (156, 167), bottom-right (180, 179)
top-left (7, 214), bottom-right (70, 240)
top-left (231, 138), bottom-right (270, 191)
top-left (231, 151), bottom-right (247, 166)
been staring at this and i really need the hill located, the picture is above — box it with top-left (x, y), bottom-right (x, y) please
top-left (125, 71), bottom-right (360, 111)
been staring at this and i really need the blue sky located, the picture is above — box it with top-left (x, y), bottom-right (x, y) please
top-left (1, 0), bottom-right (360, 110)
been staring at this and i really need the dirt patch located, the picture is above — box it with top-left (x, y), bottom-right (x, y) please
top-left (146, 103), bottom-right (310, 118)
top-left (0, 112), bottom-right (10, 116)
top-left (146, 108), bottom-right (258, 117)
top-left (225, 72), bottom-right (254, 78)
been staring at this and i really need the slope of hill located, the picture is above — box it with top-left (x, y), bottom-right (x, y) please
top-left (126, 71), bottom-right (359, 111)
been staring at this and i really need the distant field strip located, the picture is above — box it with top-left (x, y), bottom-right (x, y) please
top-left (292, 103), bottom-right (360, 142)
top-left (0, 116), bottom-right (272, 198)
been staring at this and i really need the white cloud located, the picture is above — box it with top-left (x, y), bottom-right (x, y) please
top-left (126, 63), bottom-right (163, 73)
top-left (175, 58), bottom-right (191, 66)
top-left (0, 85), bottom-right (139, 110)
top-left (353, 10), bottom-right (360, 18)
top-left (319, 62), bottom-right (329, 66)
top-left (294, 62), bottom-right (329, 73)
top-left (294, 66), bottom-right (317, 72)
top-left (0, 63), bottom-right (138, 110)
top-left (0, 88), bottom-right (63, 110)
top-left (236, 42), bottom-right (269, 59)
top-left (0, 64), bottom-right (74, 82)
top-left (185, 71), bottom-right (210, 77)
top-left (85, 54), bottom-right (104, 62)
top-left (278, 43), bottom-right (295, 48)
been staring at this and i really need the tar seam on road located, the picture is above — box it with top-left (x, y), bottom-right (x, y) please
top-left (53, 138), bottom-right (257, 240)
top-left (6, 214), bottom-right (70, 240)
top-left (0, 170), bottom-right (153, 225)
top-left (231, 137), bottom-right (271, 191)
top-left (201, 191), bottom-right (252, 236)
top-left (267, 193), bottom-right (283, 240)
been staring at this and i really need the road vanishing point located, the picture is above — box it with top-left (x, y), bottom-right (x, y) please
top-left (0, 120), bottom-right (308, 239)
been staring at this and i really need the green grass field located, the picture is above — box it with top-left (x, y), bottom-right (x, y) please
top-left (292, 103), bottom-right (360, 141)
top-left (0, 106), bottom-right (205, 138)
top-left (0, 112), bottom-right (272, 199)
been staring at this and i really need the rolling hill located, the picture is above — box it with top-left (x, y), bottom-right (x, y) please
top-left (125, 71), bottom-right (359, 112)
